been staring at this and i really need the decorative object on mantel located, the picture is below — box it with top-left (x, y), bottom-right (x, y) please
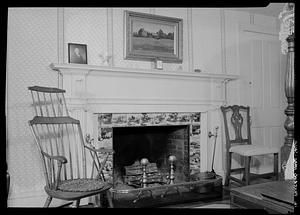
top-left (278, 3), bottom-right (295, 180)
top-left (124, 10), bottom-right (183, 63)
top-left (155, 58), bottom-right (163, 70)
top-left (98, 51), bottom-right (112, 66)
top-left (176, 65), bottom-right (183, 71)
top-left (68, 43), bottom-right (87, 64)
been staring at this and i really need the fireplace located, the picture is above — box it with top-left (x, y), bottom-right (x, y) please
top-left (50, 63), bottom-right (235, 207)
top-left (113, 125), bottom-right (190, 188)
top-left (94, 112), bottom-right (201, 184)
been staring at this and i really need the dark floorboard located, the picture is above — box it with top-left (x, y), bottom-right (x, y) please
top-left (76, 176), bottom-right (276, 208)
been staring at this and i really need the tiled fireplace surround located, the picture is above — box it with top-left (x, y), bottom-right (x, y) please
top-left (51, 63), bottom-right (238, 186)
top-left (96, 112), bottom-right (201, 185)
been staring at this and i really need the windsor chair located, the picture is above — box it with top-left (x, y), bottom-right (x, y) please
top-left (221, 105), bottom-right (279, 186)
top-left (28, 86), bottom-right (69, 117)
top-left (28, 86), bottom-right (114, 207)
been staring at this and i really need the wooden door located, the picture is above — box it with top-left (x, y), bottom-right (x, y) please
top-left (237, 24), bottom-right (286, 174)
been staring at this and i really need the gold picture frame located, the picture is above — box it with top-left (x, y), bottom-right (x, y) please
top-left (124, 11), bottom-right (183, 63)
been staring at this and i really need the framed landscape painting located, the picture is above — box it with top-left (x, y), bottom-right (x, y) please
top-left (124, 11), bottom-right (183, 63)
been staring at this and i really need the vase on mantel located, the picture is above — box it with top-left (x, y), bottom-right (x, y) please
top-left (280, 34), bottom-right (294, 180)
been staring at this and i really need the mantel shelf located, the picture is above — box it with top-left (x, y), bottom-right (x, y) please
top-left (50, 63), bottom-right (239, 82)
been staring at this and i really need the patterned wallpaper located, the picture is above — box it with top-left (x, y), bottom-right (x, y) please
top-left (6, 8), bottom-right (59, 203)
top-left (64, 8), bottom-right (188, 71)
top-left (64, 8), bottom-right (108, 65)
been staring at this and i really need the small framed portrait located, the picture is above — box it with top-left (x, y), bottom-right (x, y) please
top-left (68, 43), bottom-right (87, 64)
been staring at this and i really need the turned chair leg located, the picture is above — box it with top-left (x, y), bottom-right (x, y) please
top-left (106, 190), bottom-right (114, 208)
top-left (44, 196), bottom-right (52, 207)
top-left (75, 200), bottom-right (80, 208)
top-left (95, 193), bottom-right (103, 208)
top-left (274, 153), bottom-right (279, 180)
top-left (245, 156), bottom-right (251, 185)
top-left (225, 152), bottom-right (232, 186)
top-left (69, 200), bottom-right (80, 208)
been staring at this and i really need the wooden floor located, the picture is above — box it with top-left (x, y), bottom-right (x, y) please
top-left (160, 176), bottom-right (276, 208)
top-left (75, 176), bottom-right (277, 208)
top-left (160, 188), bottom-right (231, 208)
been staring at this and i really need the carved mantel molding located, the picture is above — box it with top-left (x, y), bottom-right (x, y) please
top-left (50, 63), bottom-right (238, 82)
top-left (50, 63), bottom-right (238, 113)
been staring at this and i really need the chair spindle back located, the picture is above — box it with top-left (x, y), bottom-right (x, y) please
top-left (28, 86), bottom-right (69, 117)
top-left (29, 116), bottom-right (87, 188)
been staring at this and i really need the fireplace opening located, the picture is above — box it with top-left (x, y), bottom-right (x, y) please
top-left (112, 125), bottom-right (190, 189)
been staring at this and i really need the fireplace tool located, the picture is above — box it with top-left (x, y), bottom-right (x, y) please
top-left (201, 126), bottom-right (219, 180)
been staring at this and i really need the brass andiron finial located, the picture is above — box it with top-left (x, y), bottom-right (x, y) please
top-left (168, 155), bottom-right (176, 184)
top-left (132, 158), bottom-right (152, 203)
top-left (161, 155), bottom-right (180, 198)
top-left (140, 158), bottom-right (149, 188)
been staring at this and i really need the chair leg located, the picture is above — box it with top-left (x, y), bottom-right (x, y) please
top-left (225, 152), bottom-right (232, 186)
top-left (69, 200), bottom-right (80, 208)
top-left (75, 200), bottom-right (80, 208)
top-left (245, 156), bottom-right (251, 185)
top-left (106, 190), bottom-right (114, 208)
top-left (274, 153), bottom-right (279, 180)
top-left (94, 195), bottom-right (102, 207)
top-left (44, 196), bottom-right (52, 207)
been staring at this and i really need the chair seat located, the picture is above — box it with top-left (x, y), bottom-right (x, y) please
top-left (45, 180), bottom-right (112, 201)
top-left (58, 178), bottom-right (106, 192)
top-left (230, 145), bottom-right (279, 156)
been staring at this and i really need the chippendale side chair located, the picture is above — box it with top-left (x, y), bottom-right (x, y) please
top-left (221, 105), bottom-right (279, 186)
top-left (28, 86), bottom-right (114, 207)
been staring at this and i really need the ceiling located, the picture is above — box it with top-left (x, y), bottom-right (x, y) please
top-left (232, 3), bottom-right (286, 17)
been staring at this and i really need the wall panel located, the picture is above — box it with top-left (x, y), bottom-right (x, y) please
top-left (64, 8), bottom-right (108, 65)
top-left (6, 8), bottom-right (59, 206)
top-left (191, 8), bottom-right (222, 74)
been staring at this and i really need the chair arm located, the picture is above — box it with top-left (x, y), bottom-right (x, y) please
top-left (42, 152), bottom-right (68, 164)
top-left (41, 152), bottom-right (67, 190)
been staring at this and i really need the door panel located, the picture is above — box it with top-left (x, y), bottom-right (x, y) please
top-left (238, 26), bottom-right (285, 174)
top-left (251, 40), bottom-right (263, 108)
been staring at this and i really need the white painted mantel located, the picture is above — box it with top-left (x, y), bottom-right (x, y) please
top-left (50, 63), bottom-right (238, 175)
top-left (50, 63), bottom-right (238, 111)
